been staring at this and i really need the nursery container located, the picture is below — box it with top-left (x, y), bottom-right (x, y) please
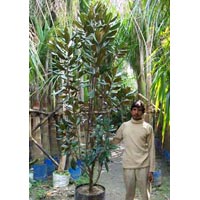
top-left (33, 164), bottom-right (47, 181)
top-left (75, 184), bottom-right (105, 200)
top-left (53, 171), bottom-right (70, 188)
top-left (163, 149), bottom-right (170, 162)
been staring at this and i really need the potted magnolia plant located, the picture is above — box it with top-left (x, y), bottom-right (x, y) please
top-left (48, 1), bottom-right (131, 198)
top-left (72, 3), bottom-right (126, 199)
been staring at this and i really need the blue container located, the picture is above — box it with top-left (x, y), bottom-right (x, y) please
top-left (44, 158), bottom-right (58, 176)
top-left (165, 151), bottom-right (170, 162)
top-left (163, 149), bottom-right (170, 162)
top-left (76, 159), bottom-right (81, 166)
top-left (33, 164), bottom-right (47, 181)
top-left (69, 166), bottom-right (81, 180)
top-left (76, 159), bottom-right (84, 168)
top-left (153, 169), bottom-right (162, 186)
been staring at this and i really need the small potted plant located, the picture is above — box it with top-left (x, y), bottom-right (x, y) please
top-left (52, 169), bottom-right (70, 188)
top-left (52, 112), bottom-right (80, 188)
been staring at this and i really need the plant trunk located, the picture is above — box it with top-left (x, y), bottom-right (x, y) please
top-left (40, 52), bottom-right (51, 156)
top-left (145, 31), bottom-right (153, 123)
top-left (89, 163), bottom-right (96, 192)
top-left (138, 50), bottom-right (146, 96)
top-left (134, 24), bottom-right (146, 96)
top-left (58, 155), bottom-right (67, 172)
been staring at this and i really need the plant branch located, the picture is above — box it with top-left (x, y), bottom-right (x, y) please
top-left (94, 163), bottom-right (103, 185)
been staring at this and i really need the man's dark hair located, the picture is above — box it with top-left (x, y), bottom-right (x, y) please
top-left (131, 100), bottom-right (145, 113)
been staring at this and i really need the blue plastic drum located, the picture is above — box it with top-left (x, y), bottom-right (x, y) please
top-left (44, 158), bottom-right (58, 176)
top-left (69, 166), bottom-right (81, 180)
top-left (33, 164), bottom-right (47, 181)
top-left (153, 169), bottom-right (162, 186)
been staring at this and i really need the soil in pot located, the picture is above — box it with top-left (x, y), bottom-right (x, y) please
top-left (75, 184), bottom-right (105, 200)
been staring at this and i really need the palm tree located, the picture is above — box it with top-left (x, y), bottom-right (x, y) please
top-left (151, 21), bottom-right (170, 141)
top-left (112, 0), bottom-right (170, 141)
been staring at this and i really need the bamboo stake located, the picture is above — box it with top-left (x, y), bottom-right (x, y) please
top-left (30, 105), bottom-right (62, 167)
top-left (29, 109), bottom-right (50, 115)
top-left (31, 105), bottom-right (62, 134)
top-left (30, 136), bottom-right (59, 167)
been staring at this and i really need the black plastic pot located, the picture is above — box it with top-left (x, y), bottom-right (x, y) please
top-left (74, 184), bottom-right (105, 200)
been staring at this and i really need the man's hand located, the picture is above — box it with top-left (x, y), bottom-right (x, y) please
top-left (110, 137), bottom-right (121, 145)
top-left (148, 172), bottom-right (154, 183)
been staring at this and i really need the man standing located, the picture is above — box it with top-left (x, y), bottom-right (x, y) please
top-left (112, 100), bottom-right (155, 200)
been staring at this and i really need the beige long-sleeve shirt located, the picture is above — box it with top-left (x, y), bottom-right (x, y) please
top-left (113, 118), bottom-right (155, 172)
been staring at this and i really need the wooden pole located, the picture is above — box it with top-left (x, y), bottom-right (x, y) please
top-left (31, 105), bottom-right (62, 134)
top-left (30, 136), bottom-right (59, 167)
top-left (30, 105), bottom-right (62, 167)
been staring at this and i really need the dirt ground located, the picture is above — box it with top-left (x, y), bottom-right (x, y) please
top-left (29, 144), bottom-right (170, 200)
top-left (98, 146), bottom-right (170, 200)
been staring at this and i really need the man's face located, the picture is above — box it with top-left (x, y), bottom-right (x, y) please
top-left (131, 107), bottom-right (144, 120)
